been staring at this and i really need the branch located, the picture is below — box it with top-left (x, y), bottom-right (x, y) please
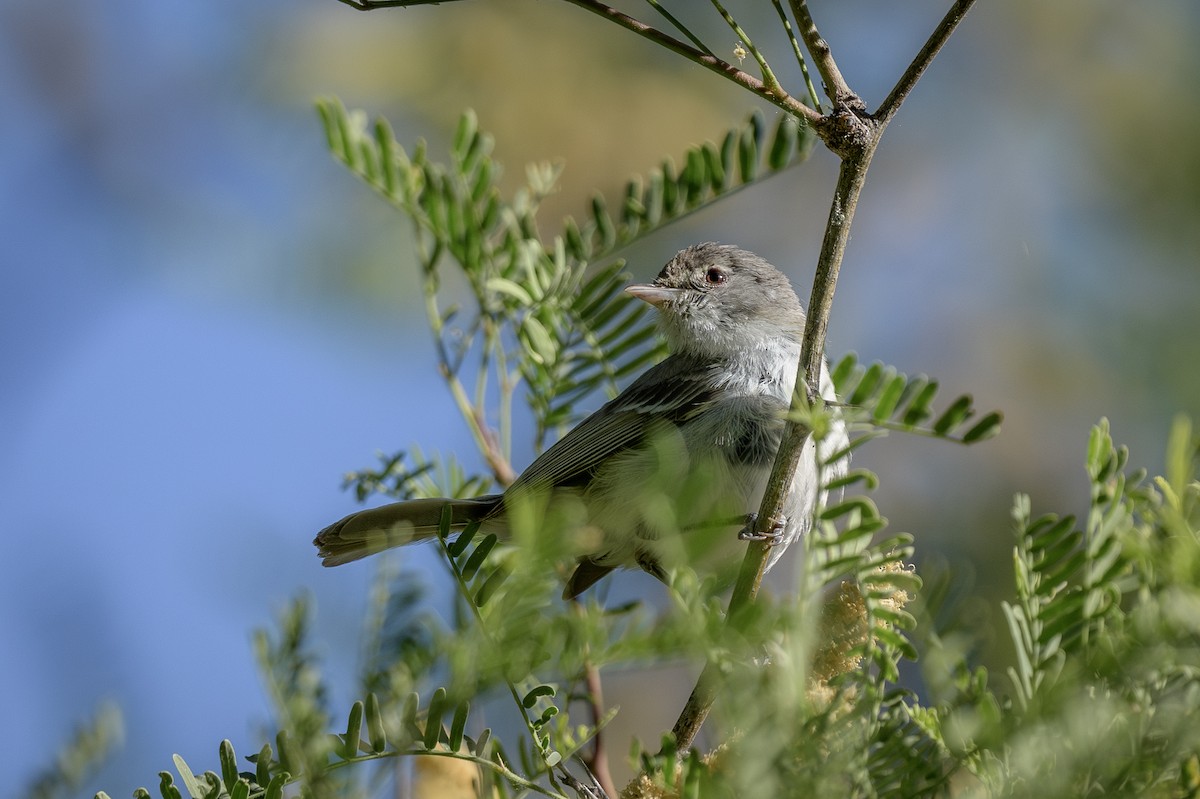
top-left (559, 0), bottom-right (823, 127)
top-left (669, 0), bottom-right (978, 753)
top-left (581, 661), bottom-right (616, 797)
top-left (770, 0), bottom-right (823, 111)
top-left (788, 0), bottom-right (855, 107)
top-left (709, 0), bottom-right (784, 96)
top-left (670, 146), bottom-right (880, 752)
top-left (331, 0), bottom-right (823, 127)
top-left (876, 0), bottom-right (977, 124)
top-left (643, 0), bottom-right (713, 56)
top-left (334, 0), bottom-right (457, 7)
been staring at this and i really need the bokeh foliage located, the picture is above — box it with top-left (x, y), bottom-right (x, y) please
top-left (50, 104), bottom-right (1199, 799)
top-left (23, 2), bottom-right (1200, 797)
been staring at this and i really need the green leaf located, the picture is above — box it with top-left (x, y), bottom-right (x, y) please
top-left (275, 730), bottom-right (298, 775)
top-left (486, 276), bottom-right (534, 306)
top-left (962, 411), bottom-right (1003, 443)
top-left (402, 691), bottom-right (423, 741)
top-left (158, 772), bottom-right (183, 799)
top-left (643, 172), bottom-right (664, 227)
top-left (521, 315), bottom-right (557, 366)
top-left (824, 468), bottom-right (880, 492)
top-left (342, 701), bottom-right (363, 759)
top-left (661, 158), bottom-right (679, 214)
top-left (171, 756), bottom-right (204, 799)
top-left (452, 109), bottom-right (479, 164)
top-left (472, 727), bottom-right (492, 757)
top-left (738, 122), bottom-right (759, 182)
top-left (683, 147), bottom-right (706, 207)
top-left (424, 687), bottom-right (448, 751)
top-left (622, 176), bottom-right (644, 230)
top-left (373, 118), bottom-right (399, 199)
top-left (820, 496), bottom-right (880, 521)
top-left (848, 361), bottom-right (885, 406)
top-left (474, 566), bottom-right (510, 606)
top-left (830, 352), bottom-right (859, 390)
top-left (521, 684), bottom-right (556, 708)
top-left (365, 692), bottom-right (388, 753)
top-left (201, 772), bottom-right (222, 799)
top-left (592, 194), bottom-right (614, 250)
top-left (933, 394), bottom-right (974, 436)
top-left (901, 380), bottom-right (939, 427)
top-left (871, 373), bottom-right (907, 422)
top-left (460, 533), bottom-right (498, 582)
top-left (702, 141), bottom-right (725, 192)
top-left (263, 773), bottom-right (288, 799)
top-left (447, 520), bottom-right (479, 558)
top-left (448, 701), bottom-right (470, 752)
top-left (254, 744), bottom-right (272, 788)
top-left (768, 116), bottom-right (798, 169)
top-left (218, 741), bottom-right (238, 792)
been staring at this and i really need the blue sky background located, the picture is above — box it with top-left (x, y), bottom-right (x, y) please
top-left (3, 0), bottom-right (1199, 795)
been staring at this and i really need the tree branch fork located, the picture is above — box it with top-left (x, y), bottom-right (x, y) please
top-left (332, 0), bottom-right (978, 773)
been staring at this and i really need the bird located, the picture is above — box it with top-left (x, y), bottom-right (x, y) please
top-left (314, 242), bottom-right (848, 598)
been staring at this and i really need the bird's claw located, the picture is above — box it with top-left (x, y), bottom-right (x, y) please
top-left (737, 512), bottom-right (787, 545)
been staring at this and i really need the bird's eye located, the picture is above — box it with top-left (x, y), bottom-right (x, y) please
top-left (705, 268), bottom-right (727, 285)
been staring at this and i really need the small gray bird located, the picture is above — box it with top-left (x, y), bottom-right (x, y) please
top-left (315, 243), bottom-right (848, 598)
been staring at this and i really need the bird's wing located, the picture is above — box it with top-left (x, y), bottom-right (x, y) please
top-left (510, 356), bottom-right (716, 493)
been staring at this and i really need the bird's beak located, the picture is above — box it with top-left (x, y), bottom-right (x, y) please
top-left (625, 283), bottom-right (681, 307)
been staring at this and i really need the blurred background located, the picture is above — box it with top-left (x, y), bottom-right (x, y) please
top-left (3, 0), bottom-right (1198, 794)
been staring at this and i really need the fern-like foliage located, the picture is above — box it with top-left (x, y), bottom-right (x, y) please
top-left (913, 417), bottom-right (1200, 799)
top-left (1002, 419), bottom-right (1145, 713)
top-left (830, 352), bottom-right (1003, 444)
top-left (317, 100), bottom-right (815, 452)
top-left (80, 88), bottom-right (1200, 799)
top-left (91, 396), bottom-right (1199, 798)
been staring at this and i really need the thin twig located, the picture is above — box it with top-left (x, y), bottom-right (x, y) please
top-left (417, 230), bottom-right (517, 487)
top-left (797, 151), bottom-right (875, 388)
top-left (670, 145), bottom-right (881, 752)
top-left (326, 748), bottom-right (568, 798)
top-left (333, 0), bottom-right (823, 127)
top-left (643, 0), bottom-right (713, 56)
top-left (709, 0), bottom-right (784, 96)
top-left (561, 0), bottom-right (821, 126)
top-left (669, 0), bottom-right (977, 752)
top-left (770, 0), bottom-right (822, 112)
top-left (788, 0), bottom-right (854, 106)
top-left (335, 0), bottom-right (457, 7)
top-left (434, 530), bottom-right (569, 795)
top-left (876, 0), bottom-right (977, 124)
top-left (582, 661), bottom-right (616, 797)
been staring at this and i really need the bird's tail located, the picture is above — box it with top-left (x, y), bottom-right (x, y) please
top-left (314, 495), bottom-right (504, 567)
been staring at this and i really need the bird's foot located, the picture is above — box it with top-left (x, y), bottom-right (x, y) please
top-left (736, 512), bottom-right (787, 545)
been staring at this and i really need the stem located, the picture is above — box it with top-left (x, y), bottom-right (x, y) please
top-left (498, 350), bottom-right (515, 472)
top-left (332, 0), bottom-right (822, 127)
top-left (434, 532), bottom-right (569, 793)
top-left (335, 0), bottom-right (457, 7)
top-left (561, 0), bottom-right (821, 127)
top-left (788, 0), bottom-right (853, 106)
top-left (643, 0), bottom-right (713, 56)
top-left (418, 230), bottom-right (517, 487)
top-left (709, 0), bottom-right (784, 96)
top-left (770, 0), bottom-right (823, 112)
top-left (669, 0), bottom-right (983, 747)
top-left (324, 747), bottom-right (567, 798)
top-left (670, 142), bottom-right (880, 752)
top-left (876, 0), bottom-right (977, 125)
top-left (582, 660), bottom-right (616, 797)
